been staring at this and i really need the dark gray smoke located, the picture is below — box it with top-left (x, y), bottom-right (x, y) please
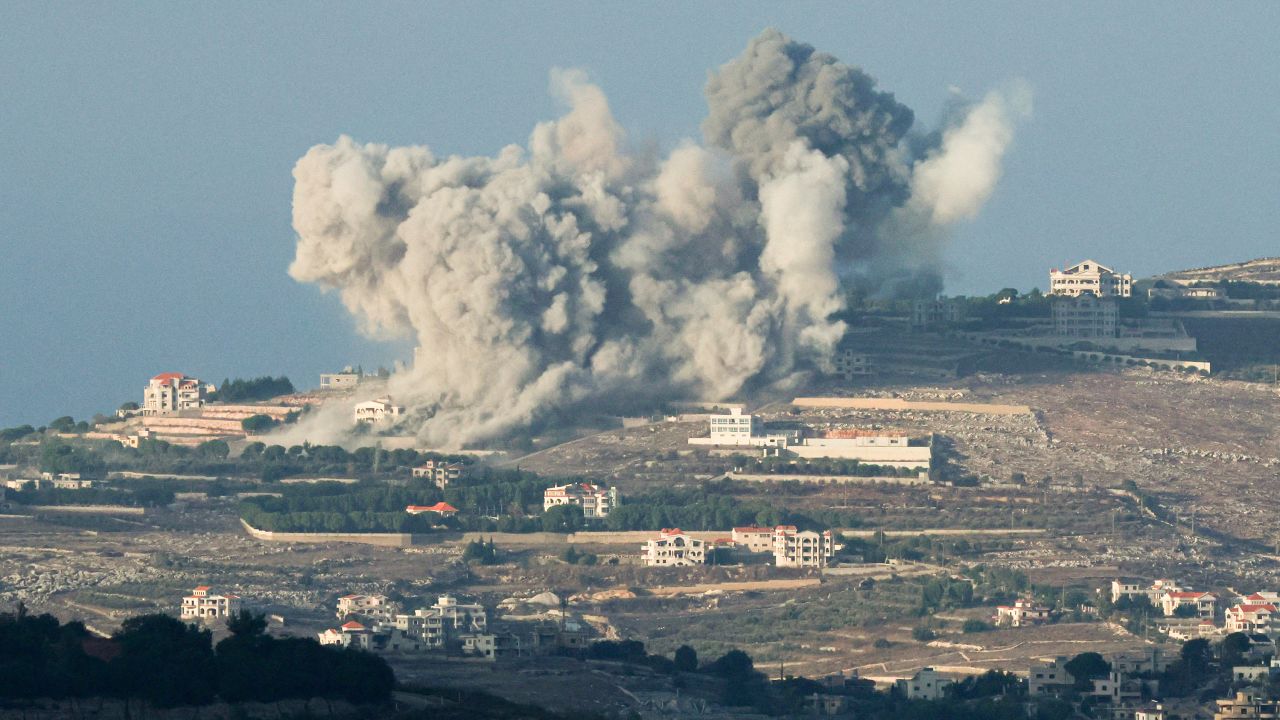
top-left (287, 30), bottom-right (1030, 446)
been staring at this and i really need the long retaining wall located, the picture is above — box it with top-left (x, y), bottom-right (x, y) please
top-left (239, 520), bottom-right (727, 548)
top-left (27, 505), bottom-right (147, 515)
top-left (791, 397), bottom-right (1032, 415)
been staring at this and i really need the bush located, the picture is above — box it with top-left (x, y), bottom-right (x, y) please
top-left (241, 414), bottom-right (279, 434)
top-left (962, 619), bottom-right (992, 633)
top-left (912, 626), bottom-right (937, 642)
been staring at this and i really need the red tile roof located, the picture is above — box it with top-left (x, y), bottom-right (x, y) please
top-left (152, 372), bottom-right (185, 382)
top-left (341, 621), bottom-right (366, 630)
top-left (405, 502), bottom-right (458, 514)
top-left (193, 585), bottom-right (211, 592)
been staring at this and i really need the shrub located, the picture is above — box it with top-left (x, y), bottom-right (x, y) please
top-left (962, 619), bottom-right (992, 633)
top-left (912, 626), bottom-right (937, 642)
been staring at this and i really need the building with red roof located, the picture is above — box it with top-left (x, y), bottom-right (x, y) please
top-left (143, 373), bottom-right (214, 416)
top-left (405, 502), bottom-right (458, 517)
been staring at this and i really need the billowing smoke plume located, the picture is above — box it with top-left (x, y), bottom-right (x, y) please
top-left (288, 29), bottom-right (1030, 446)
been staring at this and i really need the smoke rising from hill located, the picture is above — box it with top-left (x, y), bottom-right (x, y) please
top-left (288, 29), bottom-right (1030, 446)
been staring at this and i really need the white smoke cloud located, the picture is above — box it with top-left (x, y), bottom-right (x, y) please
top-left (287, 30), bottom-right (1030, 447)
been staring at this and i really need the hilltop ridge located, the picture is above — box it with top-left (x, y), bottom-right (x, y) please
top-left (1155, 256), bottom-right (1280, 285)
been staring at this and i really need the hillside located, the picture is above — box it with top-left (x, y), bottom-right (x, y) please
top-left (1155, 257), bottom-right (1280, 285)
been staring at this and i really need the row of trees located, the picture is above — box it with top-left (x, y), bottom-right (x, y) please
top-left (210, 376), bottom-right (295, 402)
top-left (0, 607), bottom-right (392, 708)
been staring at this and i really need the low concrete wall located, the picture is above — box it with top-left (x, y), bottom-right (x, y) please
top-left (241, 520), bottom-right (413, 547)
top-left (27, 505), bottom-right (146, 515)
top-left (791, 397), bottom-right (1032, 415)
top-left (724, 472), bottom-right (931, 486)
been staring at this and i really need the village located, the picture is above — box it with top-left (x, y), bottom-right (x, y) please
top-left (3, 258), bottom-right (1280, 718)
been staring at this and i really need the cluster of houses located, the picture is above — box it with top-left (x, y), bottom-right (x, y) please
top-left (1111, 579), bottom-right (1280, 641)
top-left (318, 592), bottom-right (588, 660)
top-left (641, 525), bottom-right (840, 568)
top-left (2, 471), bottom-right (93, 491)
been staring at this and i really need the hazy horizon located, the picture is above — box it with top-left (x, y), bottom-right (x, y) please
top-left (3, 2), bottom-right (1278, 428)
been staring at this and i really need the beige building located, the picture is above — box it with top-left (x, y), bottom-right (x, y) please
top-left (1028, 657), bottom-right (1074, 697)
top-left (181, 585), bottom-right (242, 620)
top-left (1215, 691), bottom-right (1279, 720)
top-left (642, 529), bottom-right (707, 567)
top-left (1161, 591), bottom-right (1216, 618)
top-left (772, 526), bottom-right (838, 568)
top-left (896, 668), bottom-right (952, 700)
top-left (320, 366), bottom-right (363, 389)
top-left (731, 526), bottom-right (776, 554)
top-left (144, 373), bottom-right (214, 416)
top-left (995, 598), bottom-right (1050, 627)
top-left (1225, 603), bottom-right (1276, 634)
top-left (543, 482), bottom-right (619, 519)
top-left (412, 460), bottom-right (463, 488)
top-left (336, 593), bottom-right (399, 620)
top-left (1050, 259), bottom-right (1133, 298)
top-left (1052, 294), bottom-right (1119, 338)
top-left (354, 396), bottom-right (405, 425)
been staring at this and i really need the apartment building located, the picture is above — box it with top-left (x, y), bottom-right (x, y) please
top-left (1028, 657), bottom-right (1074, 697)
top-left (910, 297), bottom-right (966, 331)
top-left (143, 373), bottom-right (214, 416)
top-left (1052, 294), bottom-right (1119, 338)
top-left (543, 482), bottom-right (619, 519)
top-left (1049, 259), bottom-right (1133, 298)
top-left (772, 526), bottom-right (838, 568)
top-left (832, 348), bottom-right (874, 380)
top-left (731, 526), bottom-right (776, 554)
top-left (336, 593), bottom-right (399, 621)
top-left (642, 529), bottom-right (707, 567)
top-left (180, 585), bottom-right (242, 620)
top-left (412, 459), bottom-right (464, 488)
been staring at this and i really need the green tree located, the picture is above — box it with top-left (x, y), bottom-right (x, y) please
top-left (1064, 652), bottom-right (1110, 689)
top-left (49, 416), bottom-right (76, 433)
top-left (241, 414), bottom-right (278, 434)
top-left (112, 614), bottom-right (216, 707)
top-left (195, 439), bottom-right (230, 459)
top-left (542, 504), bottom-right (585, 532)
top-left (674, 645), bottom-right (698, 672)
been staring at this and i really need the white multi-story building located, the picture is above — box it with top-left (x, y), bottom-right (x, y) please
top-left (412, 460), bottom-right (464, 488)
top-left (772, 526), bottom-right (838, 568)
top-left (642, 529), bottom-right (707, 567)
top-left (1215, 691), bottom-right (1280, 720)
top-left (144, 373), bottom-right (214, 416)
top-left (1052, 294), bottom-right (1119, 338)
top-left (372, 594), bottom-right (487, 651)
top-left (1111, 578), bottom-right (1185, 605)
top-left (896, 668), bottom-right (953, 700)
top-left (1161, 591), bottom-right (1216, 618)
top-left (1050, 259), bottom-right (1133, 298)
top-left (181, 585), bottom-right (242, 620)
top-left (995, 598), bottom-right (1051, 627)
top-left (354, 396), bottom-right (405, 425)
top-left (1225, 603), bottom-right (1277, 634)
top-left (336, 593), bottom-right (399, 621)
top-left (543, 482), bottom-right (619, 519)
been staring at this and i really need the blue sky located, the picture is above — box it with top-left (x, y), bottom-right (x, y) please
top-left (2, 2), bottom-right (1278, 427)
